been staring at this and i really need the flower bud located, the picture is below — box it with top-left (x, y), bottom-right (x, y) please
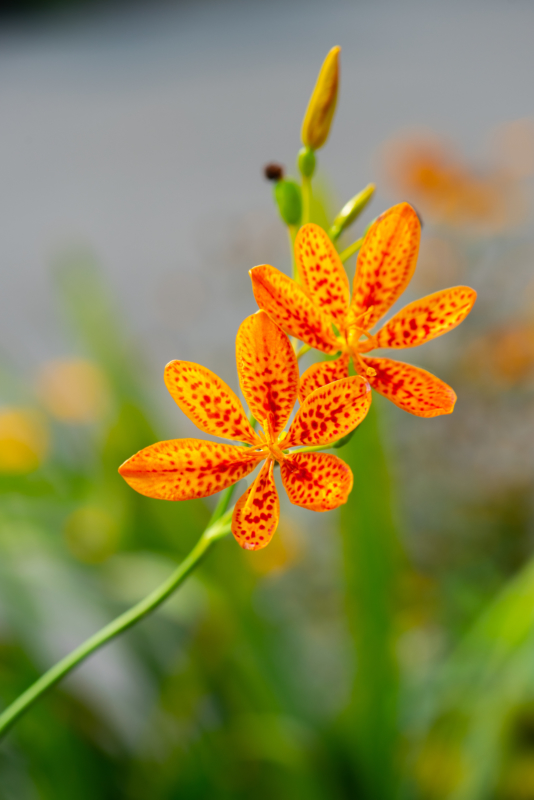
top-left (274, 179), bottom-right (302, 226)
top-left (301, 46), bottom-right (340, 151)
top-left (329, 183), bottom-right (376, 240)
top-left (297, 147), bottom-right (316, 178)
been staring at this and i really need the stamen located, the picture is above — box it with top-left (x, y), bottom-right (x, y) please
top-left (347, 306), bottom-right (376, 351)
top-left (355, 352), bottom-right (376, 378)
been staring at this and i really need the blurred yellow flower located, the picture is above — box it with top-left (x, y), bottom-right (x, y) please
top-left (380, 130), bottom-right (527, 232)
top-left (244, 519), bottom-right (303, 576)
top-left (500, 752), bottom-right (534, 800)
top-left (64, 505), bottom-right (120, 563)
top-left (301, 46), bottom-right (340, 151)
top-left (0, 408), bottom-right (48, 474)
top-left (414, 733), bottom-right (466, 799)
top-left (37, 358), bottom-right (110, 423)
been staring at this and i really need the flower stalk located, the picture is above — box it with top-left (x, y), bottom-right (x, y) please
top-left (0, 489), bottom-right (236, 741)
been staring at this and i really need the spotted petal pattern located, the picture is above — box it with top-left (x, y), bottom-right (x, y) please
top-left (361, 357), bottom-right (456, 417)
top-left (281, 451), bottom-right (353, 511)
top-left (118, 439), bottom-right (263, 501)
top-left (236, 311), bottom-right (298, 436)
top-left (250, 264), bottom-right (339, 354)
top-left (298, 353), bottom-right (350, 401)
top-left (295, 223), bottom-right (350, 324)
top-left (371, 286), bottom-right (477, 350)
top-left (350, 203), bottom-right (421, 329)
top-left (164, 361), bottom-right (259, 445)
top-left (286, 377), bottom-right (370, 447)
top-left (231, 460), bottom-right (280, 551)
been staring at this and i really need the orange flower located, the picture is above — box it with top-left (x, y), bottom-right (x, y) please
top-left (119, 311), bottom-right (371, 550)
top-left (250, 203), bottom-right (477, 417)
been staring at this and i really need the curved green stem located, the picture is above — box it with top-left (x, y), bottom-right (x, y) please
top-left (0, 492), bottom-right (236, 741)
top-left (290, 443), bottom-right (334, 455)
top-left (296, 343), bottom-right (311, 359)
top-left (339, 236), bottom-right (364, 263)
top-left (288, 225), bottom-right (299, 282)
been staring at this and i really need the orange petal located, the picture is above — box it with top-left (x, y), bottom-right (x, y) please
top-left (286, 376), bottom-right (370, 447)
top-left (164, 361), bottom-right (259, 445)
top-left (361, 356), bottom-right (456, 417)
top-left (281, 451), bottom-right (353, 511)
top-left (231, 459), bottom-right (280, 550)
top-left (370, 286), bottom-right (477, 350)
top-left (295, 223), bottom-right (350, 324)
top-left (250, 264), bottom-right (340, 354)
top-left (299, 353), bottom-right (350, 401)
top-left (350, 203), bottom-right (421, 329)
top-left (236, 311), bottom-right (298, 436)
top-left (118, 438), bottom-right (263, 500)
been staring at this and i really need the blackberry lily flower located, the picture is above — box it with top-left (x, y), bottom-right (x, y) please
top-left (250, 203), bottom-right (476, 416)
top-left (119, 312), bottom-right (371, 550)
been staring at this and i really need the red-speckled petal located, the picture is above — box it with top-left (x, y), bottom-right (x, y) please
top-left (299, 353), bottom-right (350, 401)
top-left (231, 459), bottom-right (280, 550)
top-left (281, 451), bottom-right (353, 511)
top-left (118, 439), bottom-right (263, 500)
top-left (286, 376), bottom-right (370, 447)
top-left (350, 203), bottom-right (421, 329)
top-left (236, 311), bottom-right (298, 436)
top-left (250, 264), bottom-right (340, 354)
top-left (369, 286), bottom-right (477, 351)
top-left (164, 361), bottom-right (260, 445)
top-left (295, 223), bottom-right (350, 324)
top-left (361, 356), bottom-right (456, 417)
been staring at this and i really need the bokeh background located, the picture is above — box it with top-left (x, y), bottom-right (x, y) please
top-left (2, 0), bottom-right (534, 797)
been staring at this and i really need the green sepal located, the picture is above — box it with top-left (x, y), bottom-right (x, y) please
top-left (329, 183), bottom-right (375, 240)
top-left (297, 146), bottom-right (316, 178)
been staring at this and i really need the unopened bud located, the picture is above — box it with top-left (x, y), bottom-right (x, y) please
top-left (329, 184), bottom-right (376, 240)
top-left (301, 46), bottom-right (340, 151)
top-left (274, 179), bottom-right (302, 226)
top-left (297, 147), bottom-right (316, 178)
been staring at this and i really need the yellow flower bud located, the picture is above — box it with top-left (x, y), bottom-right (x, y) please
top-left (329, 183), bottom-right (375, 240)
top-left (0, 408), bottom-right (48, 474)
top-left (301, 46), bottom-right (340, 151)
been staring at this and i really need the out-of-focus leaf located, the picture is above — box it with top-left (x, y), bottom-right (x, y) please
top-left (339, 400), bottom-right (400, 799)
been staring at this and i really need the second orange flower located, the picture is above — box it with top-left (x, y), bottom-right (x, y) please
top-left (250, 202), bottom-right (477, 417)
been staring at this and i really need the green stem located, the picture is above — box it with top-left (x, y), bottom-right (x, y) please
top-left (288, 225), bottom-right (298, 282)
top-left (290, 443), bottom-right (334, 455)
top-left (295, 343), bottom-right (311, 360)
top-left (339, 236), bottom-right (364, 263)
top-left (301, 176), bottom-right (312, 225)
top-left (0, 492), bottom-right (236, 741)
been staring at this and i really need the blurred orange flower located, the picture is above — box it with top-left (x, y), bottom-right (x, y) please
top-left (37, 358), bottom-right (110, 423)
top-left (251, 203), bottom-right (476, 417)
top-left (380, 131), bottom-right (527, 232)
top-left (465, 323), bottom-right (534, 386)
top-left (119, 311), bottom-right (371, 550)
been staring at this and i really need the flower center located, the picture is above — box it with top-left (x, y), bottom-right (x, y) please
top-left (255, 418), bottom-right (287, 463)
top-left (346, 308), bottom-right (374, 350)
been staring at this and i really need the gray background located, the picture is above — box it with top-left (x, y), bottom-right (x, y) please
top-left (1, 0), bottom-right (532, 398)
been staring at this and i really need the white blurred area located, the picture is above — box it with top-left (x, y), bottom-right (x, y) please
top-left (1, 0), bottom-right (533, 394)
